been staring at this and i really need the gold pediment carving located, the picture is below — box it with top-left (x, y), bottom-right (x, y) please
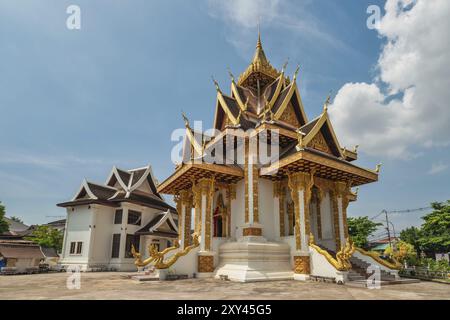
top-left (278, 103), bottom-right (299, 127)
top-left (308, 131), bottom-right (332, 155)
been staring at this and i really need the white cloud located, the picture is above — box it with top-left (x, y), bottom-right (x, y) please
top-left (428, 162), bottom-right (448, 175)
top-left (329, 0), bottom-right (450, 159)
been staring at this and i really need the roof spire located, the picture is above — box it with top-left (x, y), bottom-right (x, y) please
top-left (252, 25), bottom-right (268, 65)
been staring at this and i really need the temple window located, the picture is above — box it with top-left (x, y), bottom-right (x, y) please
top-left (114, 209), bottom-right (123, 224)
top-left (111, 234), bottom-right (120, 258)
top-left (127, 210), bottom-right (141, 225)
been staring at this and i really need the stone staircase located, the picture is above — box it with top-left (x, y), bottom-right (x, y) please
top-left (347, 255), bottom-right (419, 287)
top-left (316, 244), bottom-right (419, 286)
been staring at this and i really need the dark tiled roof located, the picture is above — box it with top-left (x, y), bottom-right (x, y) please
top-left (87, 182), bottom-right (117, 200)
top-left (117, 168), bottom-right (132, 186)
top-left (41, 246), bottom-right (59, 258)
top-left (131, 168), bottom-right (147, 186)
top-left (263, 77), bottom-right (280, 102)
top-left (299, 116), bottom-right (320, 135)
top-left (0, 241), bottom-right (45, 259)
top-left (222, 95), bottom-right (240, 118)
top-left (271, 84), bottom-right (292, 115)
top-left (46, 219), bottom-right (66, 226)
top-left (135, 213), bottom-right (178, 238)
top-left (112, 193), bottom-right (176, 212)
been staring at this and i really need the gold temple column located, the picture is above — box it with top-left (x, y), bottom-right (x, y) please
top-left (315, 192), bottom-right (322, 240)
top-left (335, 181), bottom-right (350, 247)
top-left (287, 202), bottom-right (294, 235)
top-left (331, 190), bottom-right (341, 250)
top-left (274, 181), bottom-right (286, 237)
top-left (192, 182), bottom-right (202, 235)
top-left (243, 138), bottom-right (261, 236)
top-left (225, 184), bottom-right (236, 238)
top-left (197, 177), bottom-right (215, 274)
top-left (174, 194), bottom-right (182, 244)
top-left (179, 189), bottom-right (193, 249)
top-left (288, 171), bottom-right (314, 280)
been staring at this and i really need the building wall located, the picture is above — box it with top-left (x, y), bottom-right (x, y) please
top-left (90, 206), bottom-right (115, 265)
top-left (318, 191), bottom-right (336, 251)
top-left (230, 179), bottom-right (245, 239)
top-left (258, 178), bottom-right (276, 241)
top-left (61, 202), bottom-right (171, 271)
top-left (61, 205), bottom-right (92, 265)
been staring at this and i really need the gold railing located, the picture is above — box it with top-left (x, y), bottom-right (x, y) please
top-left (131, 233), bottom-right (200, 269)
top-left (309, 234), bottom-right (355, 271)
top-left (354, 247), bottom-right (402, 270)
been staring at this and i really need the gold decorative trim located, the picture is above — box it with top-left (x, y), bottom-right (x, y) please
top-left (131, 233), bottom-right (199, 269)
top-left (243, 227), bottom-right (262, 236)
top-left (198, 255), bottom-right (214, 273)
top-left (309, 234), bottom-right (354, 271)
top-left (294, 255), bottom-right (310, 274)
top-left (354, 247), bottom-right (402, 270)
top-left (287, 171), bottom-right (314, 250)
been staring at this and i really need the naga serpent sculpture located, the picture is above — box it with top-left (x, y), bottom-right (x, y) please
top-left (131, 233), bottom-right (200, 269)
top-left (309, 233), bottom-right (355, 271)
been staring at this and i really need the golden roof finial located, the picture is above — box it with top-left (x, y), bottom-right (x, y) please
top-left (293, 64), bottom-right (300, 82)
top-left (281, 58), bottom-right (289, 74)
top-left (375, 163), bottom-right (382, 173)
top-left (227, 68), bottom-right (235, 83)
top-left (323, 91), bottom-right (332, 112)
top-left (211, 76), bottom-right (221, 93)
top-left (181, 111), bottom-right (190, 129)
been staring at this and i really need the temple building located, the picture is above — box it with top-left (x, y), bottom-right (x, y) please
top-left (130, 33), bottom-right (403, 283)
top-left (57, 165), bottom-right (178, 271)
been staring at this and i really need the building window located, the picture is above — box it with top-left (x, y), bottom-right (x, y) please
top-left (127, 210), bottom-right (141, 225)
top-left (125, 234), bottom-right (140, 258)
top-left (76, 242), bottom-right (83, 254)
top-left (69, 242), bottom-right (76, 254)
top-left (111, 234), bottom-right (121, 258)
top-left (69, 241), bottom-right (83, 255)
top-left (114, 210), bottom-right (123, 224)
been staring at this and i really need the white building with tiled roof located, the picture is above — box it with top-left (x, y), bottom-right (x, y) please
top-left (57, 164), bottom-right (178, 271)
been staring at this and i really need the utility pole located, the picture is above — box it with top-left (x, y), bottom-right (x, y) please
top-left (383, 209), bottom-right (393, 251)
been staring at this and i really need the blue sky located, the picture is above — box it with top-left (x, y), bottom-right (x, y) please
top-left (0, 0), bottom-right (449, 235)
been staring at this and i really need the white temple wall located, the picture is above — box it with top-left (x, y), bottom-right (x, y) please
top-left (90, 206), bottom-right (114, 265)
top-left (230, 179), bottom-right (245, 240)
top-left (258, 178), bottom-right (276, 241)
top-left (280, 235), bottom-right (296, 268)
top-left (61, 205), bottom-right (92, 264)
top-left (319, 191), bottom-right (335, 250)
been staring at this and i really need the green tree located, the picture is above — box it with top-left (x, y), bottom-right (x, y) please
top-left (25, 225), bottom-right (63, 252)
top-left (400, 226), bottom-right (422, 255)
top-left (418, 201), bottom-right (450, 254)
top-left (347, 216), bottom-right (382, 249)
top-left (384, 240), bottom-right (417, 264)
top-left (9, 216), bottom-right (24, 224)
top-left (0, 201), bottom-right (9, 234)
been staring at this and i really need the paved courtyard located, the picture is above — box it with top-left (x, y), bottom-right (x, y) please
top-left (0, 272), bottom-right (449, 300)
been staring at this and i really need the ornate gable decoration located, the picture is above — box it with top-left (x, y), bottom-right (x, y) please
top-left (308, 131), bottom-right (332, 155)
top-left (278, 103), bottom-right (300, 128)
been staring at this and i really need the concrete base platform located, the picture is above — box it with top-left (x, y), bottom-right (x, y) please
top-left (346, 278), bottom-right (421, 288)
top-left (214, 237), bottom-right (293, 282)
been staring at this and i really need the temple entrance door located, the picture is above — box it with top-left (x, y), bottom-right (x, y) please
top-left (309, 188), bottom-right (320, 242)
top-left (213, 209), bottom-right (223, 237)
